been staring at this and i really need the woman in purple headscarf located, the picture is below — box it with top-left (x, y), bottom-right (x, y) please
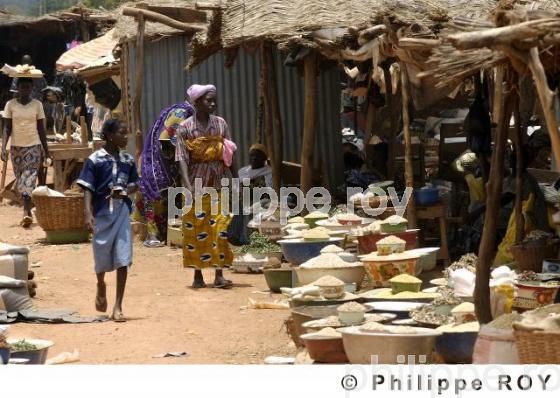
top-left (132, 99), bottom-right (195, 246)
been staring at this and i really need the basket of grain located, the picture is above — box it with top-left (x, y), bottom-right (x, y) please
top-left (512, 304), bottom-right (560, 364)
top-left (32, 192), bottom-right (88, 243)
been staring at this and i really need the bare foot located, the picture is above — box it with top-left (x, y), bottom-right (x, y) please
top-left (95, 282), bottom-right (107, 312)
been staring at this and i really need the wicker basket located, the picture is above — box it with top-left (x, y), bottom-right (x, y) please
top-left (514, 329), bottom-right (560, 364)
top-left (33, 194), bottom-right (86, 231)
top-left (510, 240), bottom-right (560, 272)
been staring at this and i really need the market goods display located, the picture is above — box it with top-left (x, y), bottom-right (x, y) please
top-left (389, 273), bottom-right (422, 294)
top-left (410, 291), bottom-right (462, 326)
top-left (299, 253), bottom-right (361, 269)
top-left (235, 232), bottom-right (281, 255)
top-left (313, 327), bottom-right (342, 338)
top-left (443, 253), bottom-right (477, 279)
top-left (380, 215), bottom-right (408, 233)
top-left (301, 228), bottom-right (331, 242)
top-left (376, 235), bottom-right (406, 255)
top-left (513, 304), bottom-right (560, 363)
top-left (361, 252), bottom-right (420, 286)
top-left (451, 302), bottom-right (477, 324)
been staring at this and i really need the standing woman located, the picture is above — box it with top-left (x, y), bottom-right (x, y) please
top-left (175, 84), bottom-right (237, 289)
top-left (1, 78), bottom-right (51, 228)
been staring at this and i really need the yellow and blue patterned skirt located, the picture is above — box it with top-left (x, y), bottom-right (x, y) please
top-left (181, 194), bottom-right (233, 269)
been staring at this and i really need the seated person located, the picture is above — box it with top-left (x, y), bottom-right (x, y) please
top-left (238, 143), bottom-right (273, 189)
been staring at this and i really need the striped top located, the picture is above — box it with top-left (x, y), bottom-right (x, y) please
top-left (175, 114), bottom-right (232, 189)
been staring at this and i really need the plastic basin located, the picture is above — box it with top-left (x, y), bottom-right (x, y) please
top-left (300, 333), bottom-right (348, 363)
top-left (263, 268), bottom-right (294, 293)
top-left (340, 326), bottom-right (440, 364)
top-left (7, 339), bottom-right (54, 365)
top-left (278, 238), bottom-right (343, 265)
top-left (414, 187), bottom-right (439, 206)
top-left (435, 331), bottom-right (478, 364)
top-left (294, 265), bottom-right (365, 288)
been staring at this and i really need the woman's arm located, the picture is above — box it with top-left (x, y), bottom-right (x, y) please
top-left (84, 189), bottom-right (95, 232)
top-left (37, 119), bottom-right (50, 159)
top-left (179, 159), bottom-right (192, 192)
top-left (1, 119), bottom-right (12, 162)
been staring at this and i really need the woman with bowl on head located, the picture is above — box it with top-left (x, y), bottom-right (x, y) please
top-left (175, 84), bottom-right (237, 289)
top-left (1, 77), bottom-right (51, 228)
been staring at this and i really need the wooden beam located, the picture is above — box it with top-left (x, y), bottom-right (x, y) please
top-left (301, 53), bottom-right (318, 194)
top-left (526, 47), bottom-right (560, 172)
top-left (400, 62), bottom-right (417, 228)
top-left (358, 24), bottom-right (387, 45)
top-left (448, 19), bottom-right (560, 50)
top-left (264, 43), bottom-right (284, 195)
top-left (475, 83), bottom-right (515, 324)
top-left (146, 6), bottom-right (207, 23)
top-left (383, 61), bottom-right (398, 179)
top-left (122, 7), bottom-right (206, 34)
top-left (133, 15), bottom-right (146, 160)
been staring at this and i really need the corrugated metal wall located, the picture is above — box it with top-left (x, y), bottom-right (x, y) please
top-left (127, 36), bottom-right (343, 187)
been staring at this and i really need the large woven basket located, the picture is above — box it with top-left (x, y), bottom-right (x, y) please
top-left (33, 194), bottom-right (86, 231)
top-left (514, 329), bottom-right (560, 364)
top-left (510, 239), bottom-right (560, 272)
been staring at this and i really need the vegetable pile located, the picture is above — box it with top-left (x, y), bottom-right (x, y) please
top-left (235, 232), bottom-right (280, 254)
top-left (10, 340), bottom-right (38, 352)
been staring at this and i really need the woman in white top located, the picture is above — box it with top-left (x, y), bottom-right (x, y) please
top-left (1, 78), bottom-right (51, 227)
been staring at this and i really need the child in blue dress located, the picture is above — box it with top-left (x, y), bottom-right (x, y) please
top-left (77, 119), bottom-right (139, 322)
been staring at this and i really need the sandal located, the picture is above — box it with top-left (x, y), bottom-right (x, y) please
top-left (213, 279), bottom-right (233, 289)
top-left (112, 312), bottom-right (127, 323)
top-left (95, 284), bottom-right (107, 312)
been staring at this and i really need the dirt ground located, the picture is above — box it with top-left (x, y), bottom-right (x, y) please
top-left (0, 182), bottom-right (295, 364)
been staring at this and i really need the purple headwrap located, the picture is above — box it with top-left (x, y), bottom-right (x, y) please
top-left (186, 84), bottom-right (216, 103)
top-left (139, 102), bottom-right (195, 202)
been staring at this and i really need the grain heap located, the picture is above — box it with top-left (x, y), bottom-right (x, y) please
top-left (338, 302), bottom-right (366, 312)
top-left (410, 291), bottom-right (462, 326)
top-left (486, 313), bottom-right (521, 330)
top-left (312, 275), bottom-right (345, 287)
top-left (437, 321), bottom-right (480, 332)
top-left (299, 253), bottom-right (361, 269)
top-left (443, 253), bottom-right (478, 279)
top-left (377, 235), bottom-right (406, 245)
top-left (313, 327), bottom-right (342, 338)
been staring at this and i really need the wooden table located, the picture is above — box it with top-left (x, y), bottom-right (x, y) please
top-left (416, 201), bottom-right (450, 267)
top-left (49, 144), bottom-right (92, 192)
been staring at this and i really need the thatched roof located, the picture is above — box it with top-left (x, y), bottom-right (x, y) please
top-left (0, 5), bottom-right (114, 34)
top-left (113, 0), bottom-right (206, 42)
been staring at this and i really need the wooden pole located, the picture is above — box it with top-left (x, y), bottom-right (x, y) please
top-left (65, 115), bottom-right (72, 144)
top-left (122, 7), bottom-right (206, 33)
top-left (383, 61), bottom-right (398, 179)
top-left (0, 117), bottom-right (6, 203)
top-left (133, 15), bottom-right (146, 160)
top-left (264, 43), bottom-right (284, 194)
top-left (526, 47), bottom-right (560, 172)
top-left (475, 83), bottom-right (515, 324)
top-left (400, 62), bottom-right (417, 228)
top-left (260, 43), bottom-right (275, 188)
top-left (79, 116), bottom-right (88, 146)
top-left (301, 53), bottom-right (317, 194)
top-left (513, 89), bottom-right (525, 244)
top-left (493, 66), bottom-right (504, 125)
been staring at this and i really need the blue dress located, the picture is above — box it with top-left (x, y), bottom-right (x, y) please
top-left (77, 148), bottom-right (139, 273)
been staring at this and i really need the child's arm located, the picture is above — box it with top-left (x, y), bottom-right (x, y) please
top-left (84, 190), bottom-right (95, 232)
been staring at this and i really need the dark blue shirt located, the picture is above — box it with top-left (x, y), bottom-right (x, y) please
top-left (77, 148), bottom-right (139, 217)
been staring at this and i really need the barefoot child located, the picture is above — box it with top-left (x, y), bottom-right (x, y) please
top-left (77, 119), bottom-right (139, 322)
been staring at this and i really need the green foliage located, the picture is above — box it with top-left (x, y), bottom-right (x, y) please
top-left (235, 232), bottom-right (281, 254)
